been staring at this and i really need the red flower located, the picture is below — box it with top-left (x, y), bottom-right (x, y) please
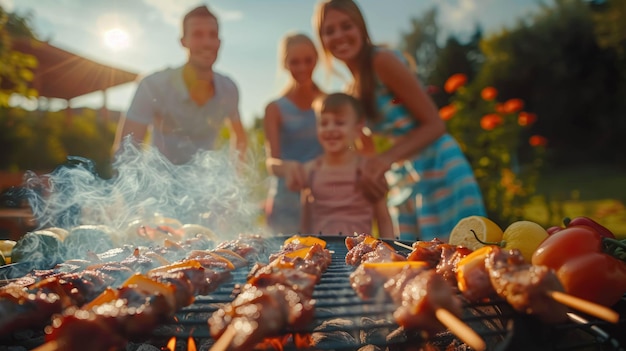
top-left (439, 105), bottom-right (456, 120)
top-left (481, 87), bottom-right (498, 101)
top-left (480, 114), bottom-right (504, 130)
top-left (529, 135), bottom-right (548, 147)
top-left (444, 73), bottom-right (468, 94)
top-left (503, 98), bottom-right (525, 113)
top-left (518, 112), bottom-right (537, 126)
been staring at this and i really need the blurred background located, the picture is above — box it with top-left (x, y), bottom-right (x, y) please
top-left (1, 0), bottom-right (625, 239)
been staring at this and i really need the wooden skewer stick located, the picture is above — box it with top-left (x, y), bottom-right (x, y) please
top-left (547, 290), bottom-right (619, 324)
top-left (209, 324), bottom-right (238, 351)
top-left (32, 341), bottom-right (58, 351)
top-left (394, 241), bottom-right (413, 251)
top-left (435, 308), bottom-right (486, 351)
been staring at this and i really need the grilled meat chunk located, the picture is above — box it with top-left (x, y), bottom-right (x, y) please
top-left (485, 247), bottom-right (569, 323)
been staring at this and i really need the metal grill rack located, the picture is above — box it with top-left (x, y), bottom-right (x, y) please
top-left (0, 236), bottom-right (623, 350)
top-left (147, 236), bottom-right (624, 351)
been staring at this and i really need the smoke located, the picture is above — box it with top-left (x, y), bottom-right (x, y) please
top-left (23, 138), bottom-right (262, 243)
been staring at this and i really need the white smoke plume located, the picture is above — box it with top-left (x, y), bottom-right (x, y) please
top-left (24, 138), bottom-right (261, 242)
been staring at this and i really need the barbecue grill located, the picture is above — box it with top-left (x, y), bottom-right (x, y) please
top-left (1, 235), bottom-right (624, 351)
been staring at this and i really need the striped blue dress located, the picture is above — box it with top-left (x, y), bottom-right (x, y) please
top-left (370, 52), bottom-right (486, 241)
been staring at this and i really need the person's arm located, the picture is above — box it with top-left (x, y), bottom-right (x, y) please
top-left (299, 162), bottom-right (313, 234)
top-left (373, 49), bottom-right (446, 170)
top-left (374, 197), bottom-right (394, 239)
top-left (263, 102), bottom-right (286, 176)
top-left (228, 119), bottom-right (247, 162)
top-left (226, 82), bottom-right (247, 162)
top-left (358, 50), bottom-right (447, 201)
top-left (111, 76), bottom-right (153, 157)
top-left (263, 101), bottom-right (307, 191)
top-left (112, 116), bottom-right (149, 154)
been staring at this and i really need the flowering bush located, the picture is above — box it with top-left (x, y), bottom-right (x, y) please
top-left (438, 74), bottom-right (547, 225)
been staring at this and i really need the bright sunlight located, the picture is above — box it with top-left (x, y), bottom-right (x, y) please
top-left (102, 28), bottom-right (130, 51)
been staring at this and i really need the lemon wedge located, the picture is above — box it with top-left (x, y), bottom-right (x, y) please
top-left (449, 216), bottom-right (504, 250)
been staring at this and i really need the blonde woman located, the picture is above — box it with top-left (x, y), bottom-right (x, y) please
top-left (263, 33), bottom-right (325, 235)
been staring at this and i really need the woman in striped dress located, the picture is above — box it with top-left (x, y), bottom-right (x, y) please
top-left (313, 0), bottom-right (486, 241)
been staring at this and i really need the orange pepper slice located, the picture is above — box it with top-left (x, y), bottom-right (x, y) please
top-left (456, 246), bottom-right (493, 293)
top-left (284, 246), bottom-right (313, 259)
top-left (121, 273), bottom-right (177, 311)
top-left (83, 287), bottom-right (119, 310)
top-left (361, 261), bottom-right (428, 277)
top-left (284, 235), bottom-right (326, 249)
top-left (147, 259), bottom-right (204, 275)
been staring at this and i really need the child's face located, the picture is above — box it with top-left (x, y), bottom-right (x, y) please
top-left (316, 104), bottom-right (362, 154)
top-left (285, 42), bottom-right (317, 84)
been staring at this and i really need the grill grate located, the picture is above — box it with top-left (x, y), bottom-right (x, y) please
top-left (148, 236), bottom-right (624, 351)
top-left (1, 236), bottom-right (623, 351)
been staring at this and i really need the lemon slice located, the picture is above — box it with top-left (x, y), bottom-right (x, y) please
top-left (502, 220), bottom-right (548, 262)
top-left (449, 216), bottom-right (503, 250)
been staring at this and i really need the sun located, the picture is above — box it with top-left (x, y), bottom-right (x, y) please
top-left (103, 28), bottom-right (130, 51)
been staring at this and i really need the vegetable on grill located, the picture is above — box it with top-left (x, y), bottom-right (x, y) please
top-left (532, 224), bottom-right (626, 307)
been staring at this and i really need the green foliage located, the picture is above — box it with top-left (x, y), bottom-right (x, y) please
top-left (399, 0), bottom-right (626, 225)
top-left (0, 107), bottom-right (116, 177)
top-left (476, 0), bottom-right (626, 164)
top-left (442, 82), bottom-right (545, 226)
top-left (0, 6), bottom-right (38, 107)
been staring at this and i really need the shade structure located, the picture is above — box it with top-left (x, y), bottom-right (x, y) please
top-left (6, 38), bottom-right (138, 100)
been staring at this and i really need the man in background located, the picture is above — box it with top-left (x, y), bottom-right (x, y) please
top-left (113, 5), bottom-right (247, 164)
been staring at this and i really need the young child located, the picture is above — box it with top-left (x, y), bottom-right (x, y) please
top-left (300, 93), bottom-right (394, 239)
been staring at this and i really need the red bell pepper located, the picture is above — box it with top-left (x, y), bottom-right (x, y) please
top-left (531, 225), bottom-right (626, 306)
top-left (546, 216), bottom-right (616, 239)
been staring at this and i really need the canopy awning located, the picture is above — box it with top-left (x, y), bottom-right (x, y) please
top-left (6, 38), bottom-right (138, 100)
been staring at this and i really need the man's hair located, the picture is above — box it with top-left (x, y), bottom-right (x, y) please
top-left (315, 92), bottom-right (365, 122)
top-left (182, 5), bottom-right (218, 37)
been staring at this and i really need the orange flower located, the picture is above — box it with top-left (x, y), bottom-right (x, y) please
top-left (480, 114), bottom-right (503, 131)
top-left (481, 87), bottom-right (498, 101)
top-left (439, 105), bottom-right (456, 120)
top-left (444, 73), bottom-right (468, 93)
top-left (503, 98), bottom-right (524, 113)
top-left (518, 112), bottom-right (537, 126)
top-left (529, 135), bottom-right (548, 147)
top-left (495, 103), bottom-right (506, 113)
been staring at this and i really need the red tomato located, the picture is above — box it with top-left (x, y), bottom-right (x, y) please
top-left (531, 225), bottom-right (600, 268)
top-left (532, 224), bottom-right (626, 306)
top-left (556, 252), bottom-right (626, 307)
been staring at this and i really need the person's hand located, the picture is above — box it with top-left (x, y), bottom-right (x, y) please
top-left (285, 161), bottom-right (307, 192)
top-left (358, 156), bottom-right (391, 202)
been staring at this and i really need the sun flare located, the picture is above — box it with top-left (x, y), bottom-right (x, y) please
top-left (103, 28), bottom-right (130, 51)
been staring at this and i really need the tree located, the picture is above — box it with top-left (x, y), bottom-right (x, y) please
top-left (477, 0), bottom-right (625, 164)
top-left (0, 6), bottom-right (38, 106)
top-left (400, 7), bottom-right (441, 83)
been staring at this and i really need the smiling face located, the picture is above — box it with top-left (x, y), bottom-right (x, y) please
top-left (319, 8), bottom-right (364, 65)
top-left (284, 39), bottom-right (318, 85)
top-left (316, 102), bottom-right (363, 155)
top-left (181, 16), bottom-right (220, 71)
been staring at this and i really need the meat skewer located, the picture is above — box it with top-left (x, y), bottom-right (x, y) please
top-left (0, 233), bottom-right (252, 336)
top-left (208, 235), bottom-right (332, 351)
top-left (28, 234), bottom-right (266, 351)
top-left (457, 245), bottom-right (619, 324)
top-left (347, 233), bottom-right (486, 351)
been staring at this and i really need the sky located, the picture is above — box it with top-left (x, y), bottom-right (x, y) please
top-left (1, 0), bottom-right (546, 127)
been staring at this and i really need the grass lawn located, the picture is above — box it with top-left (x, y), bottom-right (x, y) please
top-left (523, 164), bottom-right (626, 239)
